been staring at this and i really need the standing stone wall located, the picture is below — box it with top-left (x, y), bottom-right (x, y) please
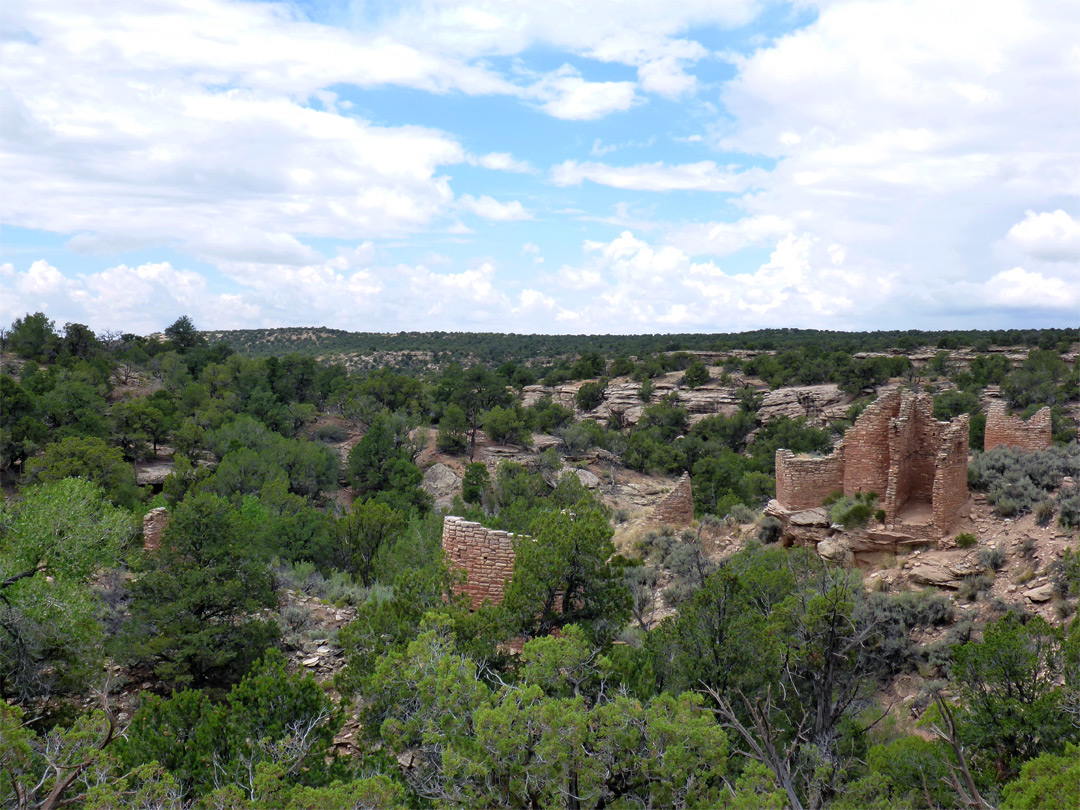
top-left (652, 473), bottom-right (695, 526)
top-left (933, 416), bottom-right (970, 534)
top-left (442, 516), bottom-right (517, 610)
top-left (844, 390), bottom-right (901, 497)
top-left (142, 507), bottom-right (169, 551)
top-left (776, 449), bottom-right (845, 510)
top-left (984, 404), bottom-right (1052, 452)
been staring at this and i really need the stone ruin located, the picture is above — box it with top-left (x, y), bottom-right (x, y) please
top-left (984, 403), bottom-right (1052, 453)
top-left (142, 507), bottom-right (169, 551)
top-left (442, 516), bottom-right (519, 609)
top-left (652, 472), bottom-right (694, 526)
top-left (774, 389), bottom-right (970, 539)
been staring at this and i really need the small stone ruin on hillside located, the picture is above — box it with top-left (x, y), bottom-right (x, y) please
top-left (651, 472), bottom-right (694, 527)
top-left (769, 389), bottom-right (970, 542)
top-left (984, 403), bottom-right (1052, 452)
top-left (142, 507), bottom-right (169, 551)
top-left (442, 516), bottom-right (519, 609)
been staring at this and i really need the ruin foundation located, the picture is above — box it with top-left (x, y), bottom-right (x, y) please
top-left (775, 389), bottom-right (970, 539)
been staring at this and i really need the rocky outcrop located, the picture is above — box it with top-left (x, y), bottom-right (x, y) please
top-left (758, 384), bottom-right (849, 425)
top-left (422, 463), bottom-right (461, 510)
top-left (904, 551), bottom-right (986, 589)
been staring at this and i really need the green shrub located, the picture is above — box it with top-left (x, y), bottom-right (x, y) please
top-left (956, 532), bottom-right (977, 549)
top-left (1058, 488), bottom-right (1079, 529)
top-left (829, 492), bottom-right (878, 529)
top-left (970, 443), bottom-right (1078, 517)
top-left (957, 573), bottom-right (994, 602)
top-left (313, 422), bottom-right (348, 443)
top-left (757, 516), bottom-right (783, 544)
top-left (980, 544), bottom-right (1007, 572)
top-left (576, 380), bottom-right (606, 411)
top-left (726, 503), bottom-right (758, 524)
top-left (1034, 499), bottom-right (1055, 526)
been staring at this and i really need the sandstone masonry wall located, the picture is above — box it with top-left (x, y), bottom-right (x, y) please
top-left (933, 416), bottom-right (970, 534)
top-left (984, 404), bottom-right (1052, 453)
top-left (442, 516), bottom-right (517, 610)
top-left (652, 473), bottom-right (695, 526)
top-left (142, 507), bottom-right (169, 551)
top-left (776, 450), bottom-right (845, 510)
top-left (844, 390), bottom-right (901, 497)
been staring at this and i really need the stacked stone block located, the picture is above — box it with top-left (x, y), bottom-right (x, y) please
top-left (142, 507), bottom-right (169, 551)
top-left (984, 404), bottom-right (1052, 452)
top-left (442, 516), bottom-right (518, 610)
top-left (653, 473), bottom-right (695, 526)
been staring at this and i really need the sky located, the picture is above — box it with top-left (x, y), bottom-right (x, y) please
top-left (1, 0), bottom-right (1078, 336)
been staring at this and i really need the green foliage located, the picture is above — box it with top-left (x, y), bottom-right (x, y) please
top-left (681, 358), bottom-right (710, 388)
top-left (164, 314), bottom-right (205, 352)
top-left (482, 403), bottom-right (534, 447)
top-left (1057, 487), bottom-right (1079, 529)
top-left (836, 736), bottom-right (957, 809)
top-left (526, 395), bottom-right (574, 434)
top-left (119, 650), bottom-right (342, 799)
top-left (436, 402), bottom-right (468, 454)
top-left (956, 532), bottom-right (978, 549)
top-left (461, 462), bottom-right (490, 505)
top-left (575, 379), bottom-right (606, 411)
top-left (829, 492), bottom-right (879, 529)
top-left (363, 617), bottom-right (728, 809)
top-left (0, 479), bottom-right (132, 700)
top-left (969, 443), bottom-right (1078, 517)
top-left (950, 613), bottom-right (1078, 782)
top-left (6, 312), bottom-right (58, 360)
top-left (328, 500), bottom-right (406, 587)
top-left (345, 412), bottom-right (429, 512)
top-left (0, 374), bottom-right (47, 471)
top-left (122, 492), bottom-right (279, 688)
top-left (503, 499), bottom-right (630, 644)
top-left (1001, 744), bottom-right (1080, 810)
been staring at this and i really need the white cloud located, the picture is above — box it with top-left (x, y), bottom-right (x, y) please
top-left (471, 152), bottom-right (536, 173)
top-left (1004, 210), bottom-right (1080, 261)
top-left (698, 0), bottom-right (1080, 323)
top-left (529, 66), bottom-right (638, 120)
top-left (459, 195), bottom-right (532, 221)
top-left (0, 260), bottom-right (259, 332)
top-left (666, 215), bottom-right (792, 256)
top-left (551, 160), bottom-right (764, 192)
top-left (981, 266), bottom-right (1080, 310)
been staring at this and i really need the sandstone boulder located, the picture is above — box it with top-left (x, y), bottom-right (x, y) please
top-left (1024, 583), bottom-right (1054, 603)
top-left (422, 463), bottom-right (460, 510)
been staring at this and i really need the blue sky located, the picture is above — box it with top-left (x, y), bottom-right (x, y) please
top-left (1, 0), bottom-right (1077, 335)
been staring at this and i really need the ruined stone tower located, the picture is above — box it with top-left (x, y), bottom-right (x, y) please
top-left (775, 389), bottom-right (969, 537)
